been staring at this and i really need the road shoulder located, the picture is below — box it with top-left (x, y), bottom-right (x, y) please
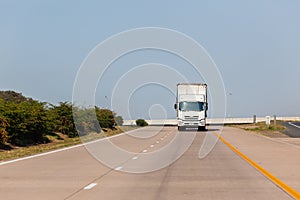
top-left (221, 126), bottom-right (300, 193)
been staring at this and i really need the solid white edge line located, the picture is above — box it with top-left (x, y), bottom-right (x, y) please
top-left (0, 143), bottom-right (84, 166)
top-left (84, 183), bottom-right (97, 190)
top-left (115, 166), bottom-right (123, 171)
top-left (0, 127), bottom-right (144, 166)
top-left (288, 122), bottom-right (300, 129)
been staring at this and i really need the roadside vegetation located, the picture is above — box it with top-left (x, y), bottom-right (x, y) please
top-left (0, 126), bottom-right (139, 161)
top-left (231, 121), bottom-right (287, 138)
top-left (136, 119), bottom-right (148, 126)
top-left (0, 90), bottom-right (137, 161)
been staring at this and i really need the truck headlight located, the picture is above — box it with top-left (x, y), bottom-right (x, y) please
top-left (178, 119), bottom-right (183, 126)
top-left (199, 120), bottom-right (205, 126)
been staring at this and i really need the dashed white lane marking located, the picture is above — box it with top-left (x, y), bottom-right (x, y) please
top-left (84, 183), bottom-right (97, 190)
top-left (150, 145), bottom-right (155, 148)
top-left (132, 156), bottom-right (138, 160)
top-left (288, 122), bottom-right (300, 129)
top-left (142, 149), bottom-right (148, 153)
top-left (115, 166), bottom-right (123, 171)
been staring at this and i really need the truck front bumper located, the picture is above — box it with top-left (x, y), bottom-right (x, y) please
top-left (178, 119), bottom-right (206, 127)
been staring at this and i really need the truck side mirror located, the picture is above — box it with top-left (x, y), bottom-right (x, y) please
top-left (174, 104), bottom-right (177, 109)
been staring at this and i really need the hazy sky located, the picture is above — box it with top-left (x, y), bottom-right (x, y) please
top-left (1, 0), bottom-right (300, 119)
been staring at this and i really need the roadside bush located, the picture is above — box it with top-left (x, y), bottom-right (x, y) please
top-left (0, 90), bottom-right (122, 148)
top-left (95, 107), bottom-right (115, 129)
top-left (0, 100), bottom-right (49, 146)
top-left (136, 119), bottom-right (148, 127)
top-left (0, 115), bottom-right (9, 145)
top-left (72, 107), bottom-right (101, 135)
top-left (0, 91), bottom-right (31, 103)
top-left (49, 102), bottom-right (77, 138)
top-left (115, 115), bottom-right (124, 126)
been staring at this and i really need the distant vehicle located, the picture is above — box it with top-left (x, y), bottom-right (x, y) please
top-left (174, 83), bottom-right (208, 131)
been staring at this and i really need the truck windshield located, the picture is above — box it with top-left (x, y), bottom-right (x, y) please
top-left (179, 102), bottom-right (204, 111)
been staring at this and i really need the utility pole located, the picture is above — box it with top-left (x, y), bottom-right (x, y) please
top-left (253, 115), bottom-right (256, 124)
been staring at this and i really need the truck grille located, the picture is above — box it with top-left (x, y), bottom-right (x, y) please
top-left (184, 116), bottom-right (198, 121)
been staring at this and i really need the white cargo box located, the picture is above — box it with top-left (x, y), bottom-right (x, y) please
top-left (177, 83), bottom-right (207, 102)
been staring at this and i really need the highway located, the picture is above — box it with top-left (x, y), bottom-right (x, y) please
top-left (281, 121), bottom-right (300, 138)
top-left (1, 126), bottom-right (300, 200)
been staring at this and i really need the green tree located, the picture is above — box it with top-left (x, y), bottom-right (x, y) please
top-left (73, 107), bottom-right (101, 136)
top-left (0, 90), bottom-right (32, 103)
top-left (136, 119), bottom-right (148, 127)
top-left (51, 102), bottom-right (77, 138)
top-left (0, 100), bottom-right (49, 146)
top-left (0, 90), bottom-right (119, 148)
top-left (95, 107), bottom-right (115, 129)
top-left (115, 115), bottom-right (124, 126)
top-left (0, 115), bottom-right (9, 145)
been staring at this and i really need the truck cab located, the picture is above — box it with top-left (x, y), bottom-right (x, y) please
top-left (175, 83), bottom-right (208, 131)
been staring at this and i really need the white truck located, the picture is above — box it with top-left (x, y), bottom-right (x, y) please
top-left (174, 83), bottom-right (208, 131)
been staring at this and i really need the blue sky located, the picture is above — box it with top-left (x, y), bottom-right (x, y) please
top-left (1, 0), bottom-right (300, 118)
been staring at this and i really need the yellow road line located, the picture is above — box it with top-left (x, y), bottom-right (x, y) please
top-left (214, 132), bottom-right (300, 200)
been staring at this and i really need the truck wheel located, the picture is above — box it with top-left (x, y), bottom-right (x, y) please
top-left (198, 126), bottom-right (207, 131)
top-left (178, 126), bottom-right (185, 131)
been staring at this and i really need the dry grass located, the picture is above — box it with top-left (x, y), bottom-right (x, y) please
top-left (230, 121), bottom-right (288, 138)
top-left (0, 126), bottom-right (139, 162)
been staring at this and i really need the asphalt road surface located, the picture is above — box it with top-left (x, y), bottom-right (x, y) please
top-left (281, 121), bottom-right (300, 137)
top-left (1, 126), bottom-right (299, 200)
